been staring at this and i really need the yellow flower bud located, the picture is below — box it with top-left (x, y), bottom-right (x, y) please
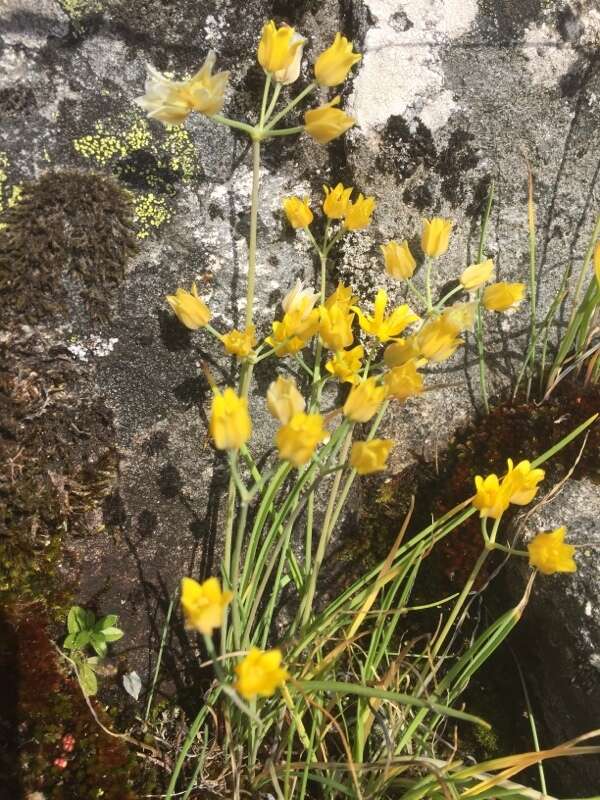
top-left (266, 376), bottom-right (305, 425)
top-left (343, 194), bottom-right (376, 231)
top-left (304, 96), bottom-right (355, 145)
top-left (343, 377), bottom-right (387, 423)
top-left (273, 30), bottom-right (305, 84)
top-left (354, 289), bottom-right (419, 343)
top-left (220, 325), bottom-right (256, 359)
top-left (209, 388), bottom-right (251, 450)
top-left (483, 282), bottom-right (526, 312)
top-left (322, 183), bottom-right (353, 219)
top-left (234, 647), bottom-right (289, 699)
top-left (416, 317), bottom-right (462, 362)
top-left (504, 459), bottom-right (545, 505)
top-left (381, 240), bottom-right (416, 280)
top-left (314, 33), bottom-right (361, 87)
top-left (325, 281), bottom-right (356, 311)
top-left (258, 20), bottom-right (303, 74)
top-left (421, 217), bottom-right (453, 258)
top-left (180, 577), bottom-right (233, 635)
top-left (283, 196), bottom-right (313, 229)
top-left (276, 412), bottom-right (328, 467)
top-left (472, 473), bottom-right (511, 520)
top-left (325, 345), bottom-right (364, 384)
top-left (527, 527), bottom-right (576, 575)
top-left (166, 283), bottom-right (212, 330)
top-left (319, 304), bottom-right (354, 351)
top-left (384, 359), bottom-right (424, 400)
top-left (350, 439), bottom-right (393, 475)
top-left (460, 258), bottom-right (494, 291)
top-left (135, 53), bottom-right (229, 125)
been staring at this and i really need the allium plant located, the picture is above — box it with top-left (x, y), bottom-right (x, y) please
top-left (135, 20), bottom-right (599, 800)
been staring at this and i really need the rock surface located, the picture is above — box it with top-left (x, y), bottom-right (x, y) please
top-left (1, 0), bottom-right (599, 793)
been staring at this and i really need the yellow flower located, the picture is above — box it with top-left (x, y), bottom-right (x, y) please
top-left (354, 289), bottom-right (419, 343)
top-left (383, 337), bottom-right (422, 368)
top-left (384, 359), bottom-right (424, 400)
top-left (323, 183), bottom-right (353, 219)
top-left (273, 30), bottom-right (305, 84)
top-left (381, 240), bottom-right (416, 280)
top-left (282, 279), bottom-right (319, 316)
top-left (416, 317), bottom-right (463, 362)
top-left (266, 376), bottom-right (305, 424)
top-left (441, 302), bottom-right (477, 333)
top-left (319, 304), bottom-right (355, 351)
top-left (276, 412), bottom-right (328, 467)
top-left (209, 388), bottom-right (251, 450)
top-left (460, 259), bottom-right (495, 291)
top-left (527, 527), bottom-right (576, 575)
top-left (504, 459), bottom-right (545, 505)
top-left (472, 474), bottom-right (511, 520)
top-left (421, 217), bottom-right (453, 258)
top-left (314, 33), bottom-right (361, 87)
top-left (325, 345), bottom-right (364, 384)
top-left (234, 647), bottom-right (289, 700)
top-left (166, 283), bottom-right (212, 330)
top-left (350, 439), bottom-right (393, 475)
top-left (221, 325), bottom-right (256, 359)
top-left (325, 281), bottom-right (356, 311)
top-left (483, 282), bottom-right (526, 312)
top-left (258, 21), bottom-right (304, 74)
top-left (283, 196), bottom-right (313, 229)
top-left (595, 241), bottom-right (600, 287)
top-left (343, 194), bottom-right (376, 231)
top-left (343, 377), bottom-right (387, 423)
top-left (304, 97), bottom-right (356, 145)
top-left (267, 280), bottom-right (320, 356)
top-left (135, 53), bottom-right (229, 125)
top-left (180, 577), bottom-right (233, 635)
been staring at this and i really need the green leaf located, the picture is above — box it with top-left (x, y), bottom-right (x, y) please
top-left (99, 614), bottom-right (118, 630)
top-left (84, 609), bottom-right (96, 629)
top-left (73, 631), bottom-right (91, 649)
top-left (101, 627), bottom-right (124, 642)
top-left (68, 606), bottom-right (87, 634)
top-left (90, 635), bottom-right (108, 658)
top-left (87, 657), bottom-right (99, 669)
top-left (63, 633), bottom-right (78, 650)
top-left (79, 661), bottom-right (98, 696)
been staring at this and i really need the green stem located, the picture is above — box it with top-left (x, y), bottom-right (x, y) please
top-left (424, 257), bottom-right (433, 313)
top-left (144, 593), bottom-right (175, 722)
top-left (264, 82), bottom-right (282, 123)
top-left (260, 74), bottom-right (272, 126)
top-left (406, 279), bottom-right (428, 308)
top-left (211, 114), bottom-right (255, 136)
top-left (476, 293), bottom-right (489, 414)
top-left (245, 138), bottom-right (261, 330)
top-left (267, 126), bottom-right (305, 137)
top-left (264, 82), bottom-right (316, 131)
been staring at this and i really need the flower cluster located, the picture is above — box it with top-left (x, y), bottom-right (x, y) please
top-left (472, 458), bottom-right (546, 520)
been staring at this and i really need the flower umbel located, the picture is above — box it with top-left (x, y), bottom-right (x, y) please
top-left (136, 53), bottom-right (229, 125)
top-left (421, 218), bottom-right (453, 258)
top-left (527, 527), bottom-right (576, 575)
top-left (258, 21), bottom-right (304, 74)
top-left (354, 289), bottom-right (419, 343)
top-left (267, 376), bottom-right (306, 424)
top-left (276, 412), bottom-right (328, 467)
top-left (209, 388), bottom-right (251, 450)
top-left (234, 647), bottom-right (289, 700)
top-left (314, 33), bottom-right (361, 86)
top-left (304, 97), bottom-right (355, 145)
top-left (221, 326), bottom-right (256, 359)
top-left (483, 282), bottom-right (526, 312)
top-left (350, 439), bottom-right (393, 475)
top-left (166, 283), bottom-right (212, 330)
top-left (343, 377), bottom-right (387, 423)
top-left (381, 240), bottom-right (416, 280)
top-left (283, 196), bottom-right (313, 229)
top-left (180, 577), bottom-right (233, 635)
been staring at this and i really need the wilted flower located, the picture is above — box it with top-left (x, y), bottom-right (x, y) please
top-left (180, 577), bottom-right (233, 635)
top-left (460, 259), bottom-right (495, 291)
top-left (314, 33), bottom-right (361, 86)
top-left (136, 53), bottom-right (229, 125)
top-left (416, 316), bottom-right (463, 362)
top-left (273, 30), bottom-right (305, 84)
top-left (527, 527), bottom-right (576, 575)
top-left (421, 218), bottom-right (453, 258)
top-left (325, 345), bottom-right (364, 384)
top-left (283, 196), bottom-right (313, 229)
top-left (268, 280), bottom-right (320, 355)
top-left (350, 439), bottom-right (393, 475)
top-left (323, 183), bottom-right (353, 219)
top-left (384, 359), bottom-right (424, 400)
top-left (282, 279), bottom-right (319, 316)
top-left (354, 289), bottom-right (419, 343)
top-left (343, 194), bottom-right (376, 231)
top-left (166, 283), bottom-right (212, 330)
top-left (221, 326), bottom-right (256, 359)
top-left (304, 97), bottom-right (355, 144)
top-left (381, 240), bottom-right (416, 280)
top-left (319, 304), bottom-right (354, 351)
top-left (441, 302), bottom-right (477, 333)
top-left (234, 647), bottom-right (289, 699)
top-left (258, 21), bottom-right (304, 74)
top-left (325, 281), bottom-right (356, 311)
top-left (504, 459), bottom-right (545, 505)
top-left (267, 376), bottom-right (305, 424)
top-left (472, 473), bottom-right (511, 520)
top-left (209, 388), bottom-right (251, 450)
top-left (483, 282), bottom-right (526, 312)
top-left (343, 377), bottom-right (387, 422)
top-left (276, 412), bottom-right (328, 466)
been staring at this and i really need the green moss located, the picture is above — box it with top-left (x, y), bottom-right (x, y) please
top-left (0, 170), bottom-right (137, 325)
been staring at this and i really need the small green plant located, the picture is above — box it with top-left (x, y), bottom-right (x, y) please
top-left (63, 606), bottom-right (124, 696)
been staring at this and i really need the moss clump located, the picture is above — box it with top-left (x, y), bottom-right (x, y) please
top-left (0, 170), bottom-right (137, 326)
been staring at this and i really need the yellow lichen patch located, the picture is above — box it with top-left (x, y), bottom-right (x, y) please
top-left (0, 152), bottom-right (22, 230)
top-left (124, 118), bottom-right (151, 152)
top-left (73, 124), bottom-right (128, 166)
top-left (164, 126), bottom-right (199, 180)
top-left (134, 193), bottom-right (171, 239)
top-left (58, 0), bottom-right (104, 20)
